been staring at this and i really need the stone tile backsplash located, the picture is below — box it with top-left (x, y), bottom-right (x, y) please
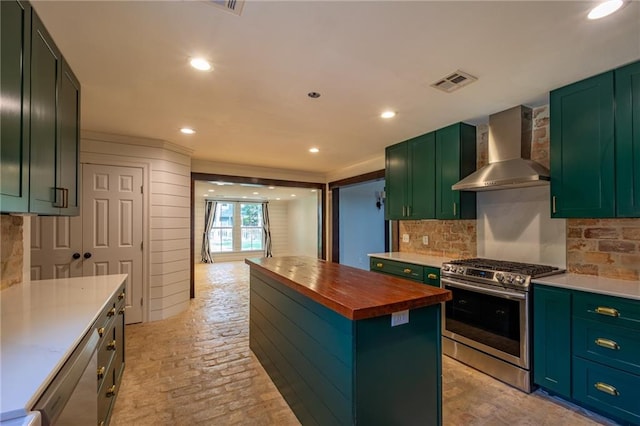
top-left (567, 218), bottom-right (640, 281)
top-left (1, 215), bottom-right (24, 290)
top-left (399, 220), bottom-right (477, 259)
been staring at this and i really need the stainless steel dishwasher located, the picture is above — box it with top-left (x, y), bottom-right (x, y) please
top-left (34, 329), bottom-right (99, 425)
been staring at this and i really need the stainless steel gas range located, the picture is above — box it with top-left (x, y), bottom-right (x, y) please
top-left (440, 258), bottom-right (564, 393)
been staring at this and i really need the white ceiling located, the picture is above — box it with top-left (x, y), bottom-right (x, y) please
top-left (194, 180), bottom-right (318, 201)
top-left (32, 1), bottom-right (640, 176)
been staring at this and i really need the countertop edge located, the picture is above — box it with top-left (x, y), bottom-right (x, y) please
top-left (246, 257), bottom-right (450, 320)
top-left (533, 273), bottom-right (640, 301)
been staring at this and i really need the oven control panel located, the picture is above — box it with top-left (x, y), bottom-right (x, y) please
top-left (441, 264), bottom-right (530, 289)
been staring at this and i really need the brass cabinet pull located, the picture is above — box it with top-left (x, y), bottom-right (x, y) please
top-left (106, 385), bottom-right (117, 397)
top-left (594, 382), bottom-right (619, 396)
top-left (453, 202), bottom-right (457, 216)
top-left (595, 338), bottom-right (620, 350)
top-left (107, 307), bottom-right (116, 317)
top-left (97, 327), bottom-right (105, 337)
top-left (97, 366), bottom-right (106, 379)
top-left (376, 263), bottom-right (383, 268)
top-left (407, 205), bottom-right (411, 216)
top-left (595, 306), bottom-right (620, 317)
top-left (552, 195), bottom-right (557, 214)
top-left (403, 268), bottom-right (412, 274)
top-left (119, 307), bottom-right (125, 315)
top-left (402, 206), bottom-right (407, 217)
top-left (118, 291), bottom-right (125, 300)
top-left (107, 340), bottom-right (117, 351)
top-left (427, 273), bottom-right (438, 280)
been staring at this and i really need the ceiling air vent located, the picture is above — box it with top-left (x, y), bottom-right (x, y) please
top-left (431, 70), bottom-right (477, 93)
top-left (203, 0), bottom-right (245, 16)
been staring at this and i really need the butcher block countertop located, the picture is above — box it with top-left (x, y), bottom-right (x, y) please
top-left (245, 256), bottom-right (451, 320)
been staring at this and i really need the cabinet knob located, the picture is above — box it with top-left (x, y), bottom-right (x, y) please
top-left (107, 340), bottom-right (117, 351)
top-left (107, 307), bottom-right (116, 317)
top-left (595, 306), bottom-right (619, 317)
top-left (83, 252), bottom-right (92, 259)
top-left (427, 273), bottom-right (438, 280)
top-left (403, 268), bottom-right (412, 274)
top-left (106, 385), bottom-right (117, 397)
top-left (97, 327), bottom-right (105, 337)
top-left (594, 382), bottom-right (619, 397)
top-left (118, 291), bottom-right (125, 300)
top-left (97, 366), bottom-right (106, 380)
top-left (72, 252), bottom-right (81, 260)
top-left (376, 263), bottom-right (383, 268)
top-left (118, 307), bottom-right (125, 315)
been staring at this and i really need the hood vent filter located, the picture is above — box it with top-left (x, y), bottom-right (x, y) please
top-left (204, 0), bottom-right (245, 16)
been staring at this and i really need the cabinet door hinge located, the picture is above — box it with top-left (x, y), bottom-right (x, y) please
top-left (141, 185), bottom-right (143, 194)
top-left (140, 297), bottom-right (143, 306)
top-left (140, 241), bottom-right (143, 250)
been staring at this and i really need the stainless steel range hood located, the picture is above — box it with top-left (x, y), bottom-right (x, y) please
top-left (452, 105), bottom-right (550, 191)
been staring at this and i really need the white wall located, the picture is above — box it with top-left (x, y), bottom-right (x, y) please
top-left (477, 185), bottom-right (566, 268)
top-left (288, 196), bottom-right (318, 257)
top-left (339, 180), bottom-right (386, 270)
top-left (81, 131), bottom-right (192, 321)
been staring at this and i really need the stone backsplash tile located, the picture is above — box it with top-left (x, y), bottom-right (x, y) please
top-left (398, 220), bottom-right (477, 259)
top-left (567, 218), bottom-right (640, 281)
top-left (1, 215), bottom-right (24, 290)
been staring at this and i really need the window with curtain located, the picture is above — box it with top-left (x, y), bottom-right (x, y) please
top-left (210, 202), bottom-right (234, 252)
top-left (209, 202), bottom-right (264, 253)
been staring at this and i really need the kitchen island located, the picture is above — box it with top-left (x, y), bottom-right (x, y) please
top-left (245, 256), bottom-right (451, 426)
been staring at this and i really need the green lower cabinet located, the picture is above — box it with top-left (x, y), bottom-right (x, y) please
top-left (533, 285), bottom-right (572, 397)
top-left (573, 357), bottom-right (640, 425)
top-left (424, 266), bottom-right (440, 287)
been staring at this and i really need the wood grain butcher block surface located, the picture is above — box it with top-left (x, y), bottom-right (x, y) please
top-left (245, 256), bottom-right (451, 320)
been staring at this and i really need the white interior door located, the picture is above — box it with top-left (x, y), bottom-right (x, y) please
top-left (83, 164), bottom-right (143, 323)
top-left (30, 215), bottom-right (82, 280)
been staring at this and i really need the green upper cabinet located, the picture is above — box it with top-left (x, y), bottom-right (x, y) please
top-left (435, 122), bottom-right (476, 220)
top-left (615, 61), bottom-right (640, 217)
top-left (29, 10), bottom-right (62, 215)
top-left (0, 0), bottom-right (31, 213)
top-left (550, 71), bottom-right (615, 218)
top-left (385, 132), bottom-right (435, 220)
top-left (0, 3), bottom-right (81, 215)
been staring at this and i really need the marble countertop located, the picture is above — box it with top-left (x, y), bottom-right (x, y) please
top-left (246, 256), bottom-right (451, 320)
top-left (534, 273), bottom-right (640, 301)
top-left (368, 252), bottom-right (451, 268)
top-left (0, 274), bottom-right (127, 421)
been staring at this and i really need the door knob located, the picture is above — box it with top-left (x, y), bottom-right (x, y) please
top-left (84, 252), bottom-right (92, 259)
top-left (72, 252), bottom-right (81, 260)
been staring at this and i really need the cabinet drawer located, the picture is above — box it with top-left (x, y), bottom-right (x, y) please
top-left (370, 258), bottom-right (424, 282)
top-left (423, 266), bottom-right (440, 287)
top-left (573, 317), bottom-right (640, 376)
top-left (573, 357), bottom-right (640, 425)
top-left (573, 291), bottom-right (640, 330)
top-left (98, 322), bottom-right (117, 376)
top-left (98, 363), bottom-right (117, 426)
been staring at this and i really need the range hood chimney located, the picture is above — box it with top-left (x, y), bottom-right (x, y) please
top-left (452, 105), bottom-right (550, 191)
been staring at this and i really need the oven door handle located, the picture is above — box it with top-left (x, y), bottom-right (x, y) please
top-left (442, 277), bottom-right (526, 300)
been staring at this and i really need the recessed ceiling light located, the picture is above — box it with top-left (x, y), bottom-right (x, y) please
top-left (203, 194), bottom-right (209, 197)
top-left (268, 186), bottom-right (275, 190)
top-left (588, 0), bottom-right (624, 19)
top-left (253, 192), bottom-right (259, 195)
top-left (309, 147), bottom-right (319, 153)
top-left (311, 189), bottom-right (317, 192)
top-left (180, 127), bottom-right (196, 134)
top-left (242, 196), bottom-right (247, 199)
top-left (291, 194), bottom-right (296, 197)
top-left (381, 111), bottom-right (396, 119)
top-left (276, 198), bottom-right (281, 201)
top-left (208, 189), bottom-right (215, 192)
top-left (190, 57), bottom-right (212, 71)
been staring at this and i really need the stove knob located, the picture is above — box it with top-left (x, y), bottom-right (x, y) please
top-left (443, 265), bottom-right (450, 272)
top-left (515, 275), bottom-right (525, 285)
top-left (495, 273), bottom-right (504, 282)
top-left (505, 274), bottom-right (515, 284)
top-left (457, 267), bottom-right (465, 274)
